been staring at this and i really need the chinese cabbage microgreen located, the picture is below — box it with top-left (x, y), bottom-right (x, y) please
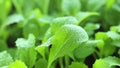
top-left (0, 0), bottom-right (120, 68)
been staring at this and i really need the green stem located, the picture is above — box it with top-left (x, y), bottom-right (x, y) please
top-left (44, 0), bottom-right (50, 14)
top-left (59, 58), bottom-right (64, 68)
top-left (12, 0), bottom-right (23, 14)
top-left (65, 56), bottom-right (69, 67)
top-left (95, 50), bottom-right (103, 58)
top-left (47, 63), bottom-right (51, 68)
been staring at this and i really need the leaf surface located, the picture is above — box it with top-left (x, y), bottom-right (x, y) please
top-left (15, 34), bottom-right (37, 68)
top-left (48, 24), bottom-right (88, 68)
top-left (0, 51), bottom-right (13, 67)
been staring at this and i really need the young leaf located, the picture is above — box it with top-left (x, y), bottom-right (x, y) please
top-left (23, 20), bottom-right (40, 39)
top-left (69, 62), bottom-right (88, 68)
top-left (3, 14), bottom-right (24, 26)
top-left (110, 26), bottom-right (119, 32)
top-left (48, 24), bottom-right (88, 68)
top-left (0, 40), bottom-right (8, 52)
top-left (110, 25), bottom-right (120, 33)
top-left (76, 12), bottom-right (99, 24)
top-left (104, 56), bottom-right (120, 67)
top-left (95, 32), bottom-right (109, 40)
top-left (8, 60), bottom-right (27, 68)
top-left (26, 8), bottom-right (42, 20)
top-left (95, 32), bottom-right (116, 57)
top-left (61, 0), bottom-right (81, 15)
top-left (105, 0), bottom-right (115, 10)
top-left (12, 0), bottom-right (22, 14)
top-left (93, 56), bottom-right (120, 68)
top-left (93, 59), bottom-right (111, 68)
top-left (73, 40), bottom-right (98, 60)
top-left (0, 0), bottom-right (12, 21)
top-left (15, 34), bottom-right (37, 68)
top-left (35, 59), bottom-right (47, 68)
top-left (0, 14), bottom-right (24, 31)
top-left (112, 40), bottom-right (120, 47)
top-left (0, 51), bottom-right (13, 67)
top-left (51, 16), bottom-right (78, 35)
top-left (107, 31), bottom-right (120, 40)
top-left (35, 0), bottom-right (50, 14)
top-left (36, 37), bottom-right (53, 57)
top-left (43, 28), bottom-right (52, 43)
top-left (96, 40), bottom-right (104, 51)
top-left (84, 23), bottom-right (100, 36)
top-left (87, 0), bottom-right (107, 11)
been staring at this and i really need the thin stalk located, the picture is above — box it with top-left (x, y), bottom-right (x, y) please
top-left (44, 0), bottom-right (50, 14)
top-left (65, 56), bottom-right (69, 67)
top-left (12, 0), bottom-right (23, 14)
top-left (59, 58), bottom-right (64, 68)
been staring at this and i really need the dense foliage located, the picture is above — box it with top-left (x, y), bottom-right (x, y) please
top-left (0, 0), bottom-right (120, 68)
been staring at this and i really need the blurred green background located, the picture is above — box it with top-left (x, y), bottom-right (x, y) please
top-left (0, 0), bottom-right (120, 68)
top-left (0, 0), bottom-right (120, 57)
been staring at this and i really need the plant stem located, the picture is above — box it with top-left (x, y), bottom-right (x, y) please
top-left (59, 58), bottom-right (64, 68)
top-left (65, 56), bottom-right (69, 67)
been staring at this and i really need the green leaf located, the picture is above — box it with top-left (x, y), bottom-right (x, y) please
top-left (43, 28), bottom-right (52, 43)
top-left (95, 32), bottom-right (116, 56)
top-left (112, 40), bottom-right (120, 47)
top-left (7, 48), bottom-right (17, 59)
top-left (35, 59), bottom-right (47, 68)
top-left (110, 25), bottom-right (120, 33)
top-left (84, 23), bottom-right (100, 36)
top-left (26, 8), bottom-right (42, 19)
top-left (0, 0), bottom-right (12, 21)
top-left (36, 37), bottom-right (53, 57)
top-left (105, 0), bottom-right (115, 10)
top-left (104, 3), bottom-right (120, 25)
top-left (61, 0), bottom-right (81, 15)
top-left (95, 32), bottom-right (109, 40)
top-left (103, 44), bottom-right (115, 57)
top-left (23, 17), bottom-right (50, 40)
top-left (69, 62), bottom-right (88, 68)
top-left (96, 40), bottom-right (104, 51)
top-left (3, 14), bottom-right (24, 26)
top-left (23, 20), bottom-right (40, 39)
top-left (48, 24), bottom-right (88, 68)
top-left (84, 23), bottom-right (100, 31)
top-left (16, 34), bottom-right (35, 48)
top-left (35, 0), bottom-right (50, 14)
top-left (12, 0), bottom-right (22, 14)
top-left (93, 56), bottom-right (120, 68)
top-left (12, 0), bottom-right (36, 14)
top-left (107, 31), bottom-right (120, 47)
top-left (107, 31), bottom-right (120, 40)
top-left (73, 40), bottom-right (98, 59)
top-left (8, 60), bottom-right (27, 68)
top-left (1, 14), bottom-right (24, 31)
top-left (0, 40), bottom-right (8, 52)
top-left (110, 26), bottom-right (118, 32)
top-left (76, 12), bottom-right (99, 24)
top-left (15, 34), bottom-right (37, 68)
top-left (0, 51), bottom-right (13, 67)
top-left (93, 59), bottom-right (111, 68)
top-left (51, 16), bottom-right (78, 35)
top-left (87, 0), bottom-right (107, 11)
top-left (104, 56), bottom-right (120, 67)
top-left (37, 16), bottom-right (52, 40)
